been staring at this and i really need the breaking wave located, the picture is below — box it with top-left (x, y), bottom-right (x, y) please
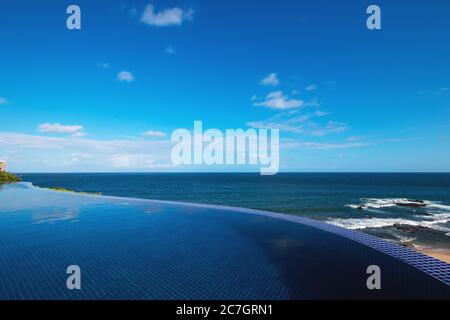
top-left (328, 215), bottom-right (450, 233)
top-left (330, 198), bottom-right (450, 236)
top-left (345, 198), bottom-right (437, 210)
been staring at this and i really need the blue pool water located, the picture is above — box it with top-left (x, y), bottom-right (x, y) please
top-left (20, 173), bottom-right (450, 250)
top-left (0, 182), bottom-right (449, 299)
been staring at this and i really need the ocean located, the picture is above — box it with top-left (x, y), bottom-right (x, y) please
top-left (18, 172), bottom-right (450, 251)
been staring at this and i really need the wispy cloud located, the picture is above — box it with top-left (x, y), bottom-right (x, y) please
top-left (165, 45), bottom-right (175, 54)
top-left (346, 136), bottom-right (362, 142)
top-left (305, 84), bottom-right (317, 91)
top-left (247, 109), bottom-right (309, 133)
top-left (418, 87), bottom-right (448, 95)
top-left (310, 121), bottom-right (347, 136)
top-left (282, 139), bottom-right (367, 150)
top-left (248, 97), bottom-right (347, 137)
top-left (0, 97), bottom-right (9, 105)
top-left (254, 91), bottom-right (303, 110)
top-left (98, 62), bottom-right (111, 69)
top-left (247, 120), bottom-right (304, 133)
top-left (38, 123), bottom-right (86, 137)
top-left (117, 71), bottom-right (134, 82)
top-left (142, 130), bottom-right (166, 137)
top-left (141, 4), bottom-right (194, 27)
top-left (248, 101), bottom-right (330, 133)
top-left (313, 110), bottom-right (330, 117)
top-left (110, 154), bottom-right (175, 169)
top-left (0, 132), bottom-right (174, 171)
top-left (260, 73), bottom-right (280, 86)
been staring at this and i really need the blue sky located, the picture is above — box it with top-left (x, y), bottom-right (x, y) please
top-left (0, 0), bottom-right (449, 172)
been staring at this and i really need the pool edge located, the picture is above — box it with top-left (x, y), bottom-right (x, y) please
top-left (19, 182), bottom-right (450, 286)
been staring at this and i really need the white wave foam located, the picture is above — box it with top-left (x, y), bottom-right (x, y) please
top-left (428, 203), bottom-right (450, 211)
top-left (346, 204), bottom-right (363, 209)
top-left (394, 234), bottom-right (417, 243)
top-left (328, 218), bottom-right (413, 230)
top-left (328, 216), bottom-right (450, 233)
top-left (340, 197), bottom-right (450, 236)
top-left (417, 213), bottom-right (450, 221)
top-left (346, 198), bottom-right (450, 212)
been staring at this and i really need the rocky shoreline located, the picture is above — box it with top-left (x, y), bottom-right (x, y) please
top-left (0, 171), bottom-right (21, 183)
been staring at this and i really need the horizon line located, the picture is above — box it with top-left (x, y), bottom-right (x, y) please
top-left (13, 171), bottom-right (450, 174)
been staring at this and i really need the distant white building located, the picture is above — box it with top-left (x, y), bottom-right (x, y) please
top-left (0, 160), bottom-right (6, 172)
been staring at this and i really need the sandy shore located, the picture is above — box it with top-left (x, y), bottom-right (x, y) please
top-left (414, 246), bottom-right (450, 264)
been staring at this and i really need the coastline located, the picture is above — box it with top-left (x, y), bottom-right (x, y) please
top-left (414, 246), bottom-right (450, 264)
top-left (29, 181), bottom-right (450, 265)
top-left (0, 171), bottom-right (21, 183)
top-left (35, 182), bottom-right (450, 265)
top-left (1, 182), bottom-right (449, 299)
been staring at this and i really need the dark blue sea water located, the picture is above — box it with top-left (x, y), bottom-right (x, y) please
top-left (0, 182), bottom-right (449, 299)
top-left (19, 173), bottom-right (450, 250)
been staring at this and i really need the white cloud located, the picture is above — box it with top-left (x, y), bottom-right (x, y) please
top-left (305, 84), bottom-right (317, 91)
top-left (260, 73), bottom-right (280, 86)
top-left (254, 91), bottom-right (303, 110)
top-left (0, 97), bottom-right (9, 105)
top-left (141, 4), bottom-right (194, 27)
top-left (142, 130), bottom-right (166, 137)
top-left (117, 71), bottom-right (134, 82)
top-left (38, 123), bottom-right (86, 137)
top-left (0, 132), bottom-right (174, 171)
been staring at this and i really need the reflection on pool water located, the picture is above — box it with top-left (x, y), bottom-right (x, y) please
top-left (0, 183), bottom-right (449, 299)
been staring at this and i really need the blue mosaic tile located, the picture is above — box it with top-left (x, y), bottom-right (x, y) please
top-left (0, 183), bottom-right (448, 299)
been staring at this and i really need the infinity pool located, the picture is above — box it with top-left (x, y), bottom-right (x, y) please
top-left (0, 183), bottom-right (448, 299)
